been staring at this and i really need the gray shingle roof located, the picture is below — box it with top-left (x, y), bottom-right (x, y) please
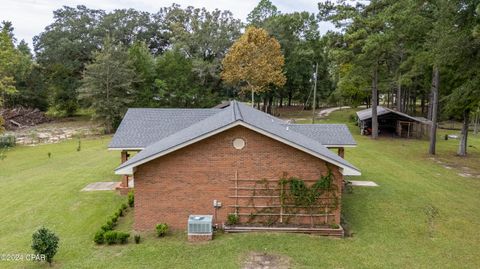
top-left (115, 101), bottom-right (360, 176)
top-left (109, 108), bottom-right (222, 149)
top-left (286, 124), bottom-right (357, 146)
top-left (356, 106), bottom-right (431, 124)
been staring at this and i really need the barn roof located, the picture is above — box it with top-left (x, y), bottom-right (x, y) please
top-left (356, 106), bottom-right (431, 124)
top-left (114, 101), bottom-right (360, 176)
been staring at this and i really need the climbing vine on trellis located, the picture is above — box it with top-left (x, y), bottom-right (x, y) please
top-left (240, 168), bottom-right (339, 227)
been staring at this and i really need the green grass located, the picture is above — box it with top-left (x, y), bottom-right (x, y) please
top-left (1, 111), bottom-right (480, 268)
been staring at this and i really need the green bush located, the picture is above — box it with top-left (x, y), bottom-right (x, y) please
top-left (227, 214), bottom-right (239, 225)
top-left (134, 234), bottom-right (141, 244)
top-left (117, 232), bottom-right (130, 244)
top-left (156, 223), bottom-right (169, 237)
top-left (121, 203), bottom-right (128, 210)
top-left (118, 208), bottom-right (124, 217)
top-left (101, 223), bottom-right (112, 232)
top-left (330, 223), bottom-right (340, 229)
top-left (31, 227), bottom-right (59, 265)
top-left (104, 231), bottom-right (118, 245)
top-left (0, 135), bottom-right (16, 148)
top-left (128, 191), bottom-right (134, 207)
top-left (94, 230), bottom-right (105, 244)
top-left (111, 215), bottom-right (118, 223)
top-left (106, 219), bottom-right (116, 229)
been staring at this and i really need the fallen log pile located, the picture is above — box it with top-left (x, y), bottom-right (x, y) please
top-left (0, 107), bottom-right (51, 130)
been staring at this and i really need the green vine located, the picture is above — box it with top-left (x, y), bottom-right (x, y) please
top-left (242, 168), bottom-right (339, 227)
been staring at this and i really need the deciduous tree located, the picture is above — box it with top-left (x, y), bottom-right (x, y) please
top-left (221, 27), bottom-right (286, 106)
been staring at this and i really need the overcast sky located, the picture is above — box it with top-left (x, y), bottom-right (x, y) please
top-left (1, 0), bottom-right (332, 49)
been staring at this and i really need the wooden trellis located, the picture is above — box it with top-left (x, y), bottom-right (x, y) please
top-left (229, 172), bottom-right (338, 226)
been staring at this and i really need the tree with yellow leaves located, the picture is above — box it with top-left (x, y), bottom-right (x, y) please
top-left (221, 27), bottom-right (286, 106)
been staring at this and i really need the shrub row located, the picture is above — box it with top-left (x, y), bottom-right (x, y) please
top-left (128, 191), bottom-right (134, 207)
top-left (94, 202), bottom-right (130, 245)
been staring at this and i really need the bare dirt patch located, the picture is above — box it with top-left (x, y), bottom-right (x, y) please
top-left (5, 117), bottom-right (104, 145)
top-left (242, 252), bottom-right (292, 269)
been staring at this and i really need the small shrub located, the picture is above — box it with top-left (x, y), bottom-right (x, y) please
top-left (111, 215), bottom-right (118, 223)
top-left (31, 227), bottom-right (59, 265)
top-left (118, 208), bottom-right (124, 217)
top-left (121, 203), bottom-right (128, 210)
top-left (349, 114), bottom-right (357, 123)
top-left (425, 204), bottom-right (439, 238)
top-left (128, 191), bottom-right (134, 207)
top-left (227, 214), bottom-right (239, 225)
top-left (134, 234), bottom-right (141, 244)
top-left (106, 219), bottom-right (116, 229)
top-left (104, 231), bottom-right (118, 245)
top-left (94, 230), bottom-right (105, 244)
top-left (47, 152), bottom-right (51, 158)
top-left (101, 224), bottom-right (112, 232)
top-left (117, 232), bottom-right (130, 244)
top-left (330, 223), bottom-right (340, 229)
top-left (0, 135), bottom-right (16, 148)
top-left (156, 223), bottom-right (169, 237)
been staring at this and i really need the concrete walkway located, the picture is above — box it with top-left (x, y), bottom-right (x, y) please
top-left (81, 182), bottom-right (120, 191)
top-left (350, 180), bottom-right (379, 187)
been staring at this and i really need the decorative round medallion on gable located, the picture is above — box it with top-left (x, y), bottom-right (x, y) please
top-left (233, 138), bottom-right (246, 150)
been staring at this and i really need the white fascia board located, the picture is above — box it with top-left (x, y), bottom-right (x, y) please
top-left (324, 145), bottom-right (357, 148)
top-left (115, 122), bottom-right (241, 175)
top-left (108, 147), bottom-right (144, 151)
top-left (236, 122), bottom-right (361, 176)
top-left (115, 121), bottom-right (361, 176)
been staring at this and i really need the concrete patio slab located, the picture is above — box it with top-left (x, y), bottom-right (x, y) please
top-left (81, 182), bottom-right (120, 191)
top-left (350, 180), bottom-right (379, 187)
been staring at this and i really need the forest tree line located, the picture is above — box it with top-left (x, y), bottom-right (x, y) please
top-left (0, 0), bottom-right (479, 150)
top-left (0, 1), bottom-right (331, 130)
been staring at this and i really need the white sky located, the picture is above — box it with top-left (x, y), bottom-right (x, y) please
top-left (1, 0), bottom-right (333, 50)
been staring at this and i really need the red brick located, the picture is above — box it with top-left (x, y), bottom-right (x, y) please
top-left (133, 126), bottom-right (343, 231)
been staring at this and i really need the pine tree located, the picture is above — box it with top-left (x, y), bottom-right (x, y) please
top-left (79, 38), bottom-right (136, 133)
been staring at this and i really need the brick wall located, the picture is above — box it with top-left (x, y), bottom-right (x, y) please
top-left (133, 126), bottom-right (343, 231)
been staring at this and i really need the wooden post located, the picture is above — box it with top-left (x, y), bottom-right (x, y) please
top-left (121, 150), bottom-right (129, 188)
top-left (280, 185), bottom-right (284, 223)
top-left (338, 147), bottom-right (345, 158)
top-left (235, 170), bottom-right (238, 216)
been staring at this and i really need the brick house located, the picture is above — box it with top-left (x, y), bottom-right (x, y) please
top-left (109, 101), bottom-right (360, 234)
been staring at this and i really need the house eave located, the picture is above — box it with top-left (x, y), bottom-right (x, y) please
top-left (115, 121), bottom-right (361, 176)
top-left (108, 147), bottom-right (144, 151)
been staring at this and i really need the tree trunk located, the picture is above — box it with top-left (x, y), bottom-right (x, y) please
top-left (474, 110), bottom-right (479, 135)
top-left (267, 96), bottom-right (273, 115)
top-left (371, 66), bottom-right (379, 139)
top-left (397, 79), bottom-right (402, 111)
top-left (421, 94), bottom-right (426, 115)
top-left (411, 88), bottom-right (416, 115)
top-left (288, 91), bottom-right (292, 106)
top-left (427, 91), bottom-right (433, 120)
top-left (458, 109), bottom-right (470, 156)
top-left (429, 66), bottom-right (439, 155)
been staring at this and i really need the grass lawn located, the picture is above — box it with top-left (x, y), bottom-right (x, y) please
top-left (1, 111), bottom-right (480, 268)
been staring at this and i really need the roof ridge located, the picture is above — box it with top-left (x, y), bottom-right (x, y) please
top-left (232, 100), bottom-right (243, 121)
